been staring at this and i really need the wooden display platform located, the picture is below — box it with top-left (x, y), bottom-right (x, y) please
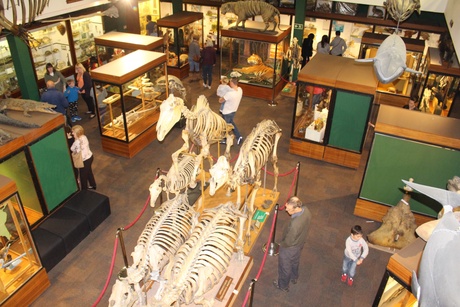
top-left (2, 268), bottom-right (49, 307)
top-left (280, 83), bottom-right (297, 98)
top-left (146, 254), bottom-right (253, 307)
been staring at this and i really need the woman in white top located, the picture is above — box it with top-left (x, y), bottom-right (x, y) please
top-left (71, 125), bottom-right (96, 190)
top-left (316, 35), bottom-right (330, 55)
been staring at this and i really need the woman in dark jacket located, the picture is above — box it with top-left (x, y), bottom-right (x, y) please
top-left (75, 63), bottom-right (96, 118)
top-left (301, 33), bottom-right (315, 67)
top-left (201, 39), bottom-right (216, 89)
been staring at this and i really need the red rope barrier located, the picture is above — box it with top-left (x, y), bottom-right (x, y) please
top-left (91, 237), bottom-right (119, 307)
top-left (261, 165), bottom-right (297, 177)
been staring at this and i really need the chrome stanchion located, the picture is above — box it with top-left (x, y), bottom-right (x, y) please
top-left (249, 278), bottom-right (257, 307)
top-left (294, 161), bottom-right (300, 196)
top-left (262, 204), bottom-right (280, 256)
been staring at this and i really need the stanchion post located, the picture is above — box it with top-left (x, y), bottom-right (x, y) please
top-left (155, 168), bottom-right (163, 205)
top-left (116, 228), bottom-right (129, 268)
top-left (263, 204), bottom-right (280, 256)
top-left (249, 278), bottom-right (257, 307)
top-left (294, 162), bottom-right (300, 196)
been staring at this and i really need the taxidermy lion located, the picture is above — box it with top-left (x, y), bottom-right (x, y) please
top-left (221, 1), bottom-right (281, 32)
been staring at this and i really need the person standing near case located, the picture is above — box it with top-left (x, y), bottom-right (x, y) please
top-left (44, 63), bottom-right (66, 93)
top-left (75, 63), bottom-right (96, 118)
top-left (188, 34), bottom-right (201, 82)
top-left (41, 80), bottom-right (69, 124)
top-left (316, 35), bottom-right (330, 55)
top-left (273, 196), bottom-right (312, 292)
top-left (201, 39), bottom-right (216, 89)
top-left (65, 79), bottom-right (81, 122)
top-left (301, 33), bottom-right (315, 67)
top-left (146, 15), bottom-right (158, 36)
top-left (330, 31), bottom-right (347, 56)
top-left (219, 77), bottom-right (243, 145)
top-left (70, 125), bottom-right (96, 190)
top-left (341, 225), bottom-right (369, 286)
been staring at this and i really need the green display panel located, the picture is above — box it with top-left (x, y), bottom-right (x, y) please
top-left (360, 133), bottom-right (460, 217)
top-left (0, 151), bottom-right (42, 215)
top-left (328, 90), bottom-right (372, 152)
top-left (29, 128), bottom-right (77, 212)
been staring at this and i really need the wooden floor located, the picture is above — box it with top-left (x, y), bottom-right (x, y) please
top-left (29, 67), bottom-right (460, 307)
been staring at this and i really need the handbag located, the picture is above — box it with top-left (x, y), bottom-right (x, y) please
top-left (71, 151), bottom-right (84, 168)
top-left (193, 54), bottom-right (201, 62)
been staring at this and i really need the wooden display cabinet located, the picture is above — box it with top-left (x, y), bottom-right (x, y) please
top-left (355, 104), bottom-right (460, 223)
top-left (290, 53), bottom-right (377, 169)
top-left (417, 47), bottom-right (460, 117)
top-left (0, 176), bottom-right (50, 307)
top-left (220, 21), bottom-right (291, 103)
top-left (90, 50), bottom-right (168, 158)
top-left (157, 11), bottom-right (203, 79)
top-left (94, 32), bottom-right (163, 65)
top-left (359, 32), bottom-right (425, 108)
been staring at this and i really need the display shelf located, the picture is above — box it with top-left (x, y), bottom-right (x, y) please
top-left (90, 50), bottom-right (167, 158)
top-left (220, 21), bottom-right (291, 103)
top-left (157, 11), bottom-right (203, 79)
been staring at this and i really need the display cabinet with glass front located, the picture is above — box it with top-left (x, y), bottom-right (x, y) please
top-left (70, 16), bottom-right (104, 65)
top-left (94, 32), bottom-right (163, 65)
top-left (417, 47), bottom-right (460, 117)
top-left (0, 39), bottom-right (18, 98)
top-left (0, 176), bottom-right (49, 307)
top-left (290, 54), bottom-right (377, 169)
top-left (185, 3), bottom-right (219, 48)
top-left (220, 21), bottom-right (291, 102)
top-left (29, 23), bottom-right (71, 81)
top-left (359, 32), bottom-right (425, 107)
top-left (157, 11), bottom-right (203, 79)
top-left (90, 50), bottom-right (167, 158)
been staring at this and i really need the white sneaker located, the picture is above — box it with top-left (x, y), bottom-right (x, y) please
top-left (207, 85), bottom-right (211, 89)
top-left (237, 136), bottom-right (243, 145)
top-left (203, 83), bottom-right (207, 88)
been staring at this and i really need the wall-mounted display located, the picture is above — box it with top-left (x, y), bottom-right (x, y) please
top-left (70, 16), bottom-right (104, 65)
top-left (220, 21), bottom-right (291, 103)
top-left (90, 50), bottom-right (167, 158)
top-left (157, 11), bottom-right (203, 80)
top-left (185, 4), bottom-right (219, 48)
top-left (0, 39), bottom-right (18, 98)
top-left (0, 176), bottom-right (49, 307)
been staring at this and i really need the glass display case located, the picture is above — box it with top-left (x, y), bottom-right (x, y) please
top-left (417, 47), bottom-right (460, 117)
top-left (90, 50), bottom-right (167, 158)
top-left (185, 3), bottom-right (219, 48)
top-left (0, 39), bottom-right (18, 98)
top-left (138, 0), bottom-right (161, 36)
top-left (220, 20), bottom-right (291, 103)
top-left (70, 16), bottom-right (104, 65)
top-left (359, 32), bottom-right (425, 105)
top-left (94, 32), bottom-right (163, 65)
top-left (157, 11), bottom-right (203, 79)
top-left (29, 23), bottom-right (71, 81)
top-left (0, 175), bottom-right (48, 306)
top-left (290, 54), bottom-right (377, 169)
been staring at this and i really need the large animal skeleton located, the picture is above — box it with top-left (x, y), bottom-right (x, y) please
top-left (149, 152), bottom-right (202, 207)
top-left (402, 179), bottom-right (460, 307)
top-left (109, 194), bottom-right (197, 307)
top-left (156, 94), bottom-right (234, 167)
top-left (152, 202), bottom-right (243, 307)
top-left (209, 119), bottom-right (281, 241)
top-left (221, 1), bottom-right (281, 32)
top-left (355, 0), bottom-right (421, 83)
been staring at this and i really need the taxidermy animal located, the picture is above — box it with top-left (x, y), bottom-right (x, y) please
top-left (384, 0), bottom-right (421, 24)
top-left (355, 34), bottom-right (420, 83)
top-left (402, 179), bottom-right (460, 307)
top-left (0, 128), bottom-right (14, 146)
top-left (367, 193), bottom-right (417, 249)
top-left (0, 98), bottom-right (56, 116)
top-left (152, 202), bottom-right (243, 307)
top-left (221, 1), bottom-right (281, 32)
top-left (233, 54), bottom-right (274, 83)
top-left (208, 119), bottom-right (281, 243)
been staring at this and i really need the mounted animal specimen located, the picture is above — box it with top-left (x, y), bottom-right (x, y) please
top-left (109, 193), bottom-right (198, 307)
top-left (149, 152), bottom-right (202, 207)
top-left (208, 119), bottom-right (282, 242)
top-left (156, 94), bottom-right (234, 167)
top-left (221, 1), bottom-right (281, 32)
top-left (152, 202), bottom-right (243, 307)
top-left (233, 54), bottom-right (274, 83)
top-left (0, 0), bottom-right (50, 46)
top-left (356, 0), bottom-right (421, 83)
top-left (402, 179), bottom-right (460, 307)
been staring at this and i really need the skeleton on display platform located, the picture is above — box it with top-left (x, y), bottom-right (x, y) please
top-left (156, 94), bottom-right (234, 168)
top-left (355, 0), bottom-right (421, 83)
top-left (108, 193), bottom-right (198, 307)
top-left (285, 37), bottom-right (303, 71)
top-left (149, 152), bottom-right (203, 207)
top-left (402, 177), bottom-right (460, 307)
top-left (208, 119), bottom-right (282, 243)
top-left (152, 202), bottom-right (244, 307)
